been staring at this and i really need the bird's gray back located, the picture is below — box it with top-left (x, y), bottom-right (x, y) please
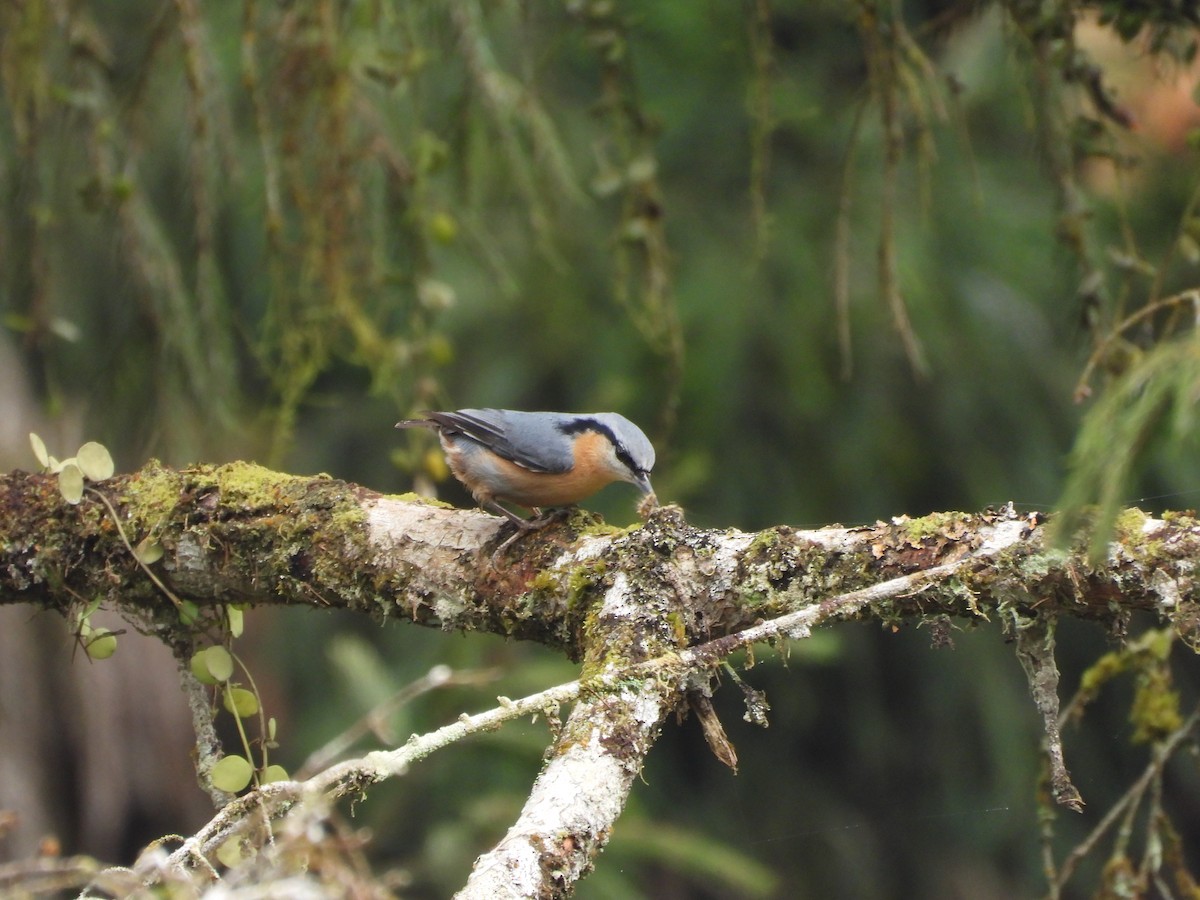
top-left (430, 409), bottom-right (576, 473)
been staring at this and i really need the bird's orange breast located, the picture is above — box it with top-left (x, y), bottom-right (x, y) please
top-left (448, 429), bottom-right (621, 509)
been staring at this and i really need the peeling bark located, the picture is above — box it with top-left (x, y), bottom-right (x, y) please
top-left (1014, 612), bottom-right (1084, 812)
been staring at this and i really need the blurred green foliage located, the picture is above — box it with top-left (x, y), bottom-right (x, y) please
top-left (4, 0), bottom-right (1200, 896)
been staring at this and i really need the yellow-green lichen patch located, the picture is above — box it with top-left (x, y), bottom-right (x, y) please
top-left (665, 610), bottom-right (686, 645)
top-left (215, 462), bottom-right (310, 510)
top-left (328, 501), bottom-right (368, 534)
top-left (386, 491), bottom-right (454, 510)
top-left (735, 529), bottom-right (847, 620)
top-left (565, 561), bottom-right (607, 610)
top-left (529, 571), bottom-right (560, 594)
top-left (740, 527), bottom-right (795, 583)
top-left (121, 460), bottom-right (185, 533)
top-left (1112, 507), bottom-right (1150, 537)
top-left (743, 526), bottom-right (783, 558)
top-left (900, 510), bottom-right (972, 544)
top-left (1161, 509), bottom-right (1200, 528)
top-left (1109, 507), bottom-right (1167, 564)
top-left (1130, 663), bottom-right (1183, 744)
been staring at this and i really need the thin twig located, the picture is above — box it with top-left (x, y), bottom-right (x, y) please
top-left (1074, 289), bottom-right (1200, 401)
top-left (1051, 707), bottom-right (1200, 893)
top-left (86, 486), bottom-right (185, 610)
top-left (295, 664), bottom-right (502, 779)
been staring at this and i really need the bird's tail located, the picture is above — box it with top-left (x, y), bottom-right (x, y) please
top-left (395, 417), bottom-right (436, 430)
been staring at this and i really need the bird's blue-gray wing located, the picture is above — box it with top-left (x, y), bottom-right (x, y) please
top-left (426, 409), bottom-right (575, 474)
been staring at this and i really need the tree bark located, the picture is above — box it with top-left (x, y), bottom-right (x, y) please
top-left (2, 461), bottom-right (1198, 896)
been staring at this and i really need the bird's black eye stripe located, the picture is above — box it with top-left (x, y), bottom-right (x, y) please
top-left (613, 445), bottom-right (636, 472)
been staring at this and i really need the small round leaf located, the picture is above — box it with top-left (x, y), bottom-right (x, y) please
top-left (29, 433), bottom-right (49, 468)
top-left (178, 600), bottom-right (200, 626)
top-left (203, 646), bottom-right (235, 683)
top-left (76, 442), bottom-right (114, 481)
top-left (260, 765), bottom-right (289, 784)
top-left (216, 836), bottom-right (248, 868)
top-left (223, 687), bottom-right (260, 719)
top-left (58, 464), bottom-right (84, 504)
top-left (134, 538), bottom-right (164, 565)
top-left (210, 755), bottom-right (254, 793)
top-left (226, 606), bottom-right (244, 638)
top-left (190, 650), bottom-right (218, 685)
top-left (85, 628), bottom-right (117, 660)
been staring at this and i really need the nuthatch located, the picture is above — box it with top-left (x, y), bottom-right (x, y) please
top-left (396, 408), bottom-right (656, 528)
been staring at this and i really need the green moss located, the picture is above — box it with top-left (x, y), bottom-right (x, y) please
top-left (666, 610), bottom-right (686, 644)
top-left (566, 561), bottom-right (606, 607)
top-left (1162, 509), bottom-right (1200, 527)
top-left (1079, 649), bottom-right (1129, 695)
top-left (739, 590), bottom-right (771, 608)
top-left (901, 510), bottom-right (969, 543)
top-left (519, 573), bottom-right (551, 599)
top-left (1131, 665), bottom-right (1183, 743)
top-left (122, 460), bottom-right (184, 532)
top-left (154, 464), bottom-right (383, 618)
top-left (1112, 507), bottom-right (1149, 536)
top-left (740, 528), bottom-right (792, 578)
top-left (389, 491), bottom-right (452, 509)
top-left (573, 511), bottom-right (625, 538)
top-left (1107, 507), bottom-right (1167, 561)
top-left (745, 527), bottom-right (783, 555)
top-left (329, 503), bottom-right (367, 532)
top-left (215, 462), bottom-right (301, 508)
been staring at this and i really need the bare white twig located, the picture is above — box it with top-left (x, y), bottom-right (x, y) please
top-left (294, 664), bottom-right (502, 780)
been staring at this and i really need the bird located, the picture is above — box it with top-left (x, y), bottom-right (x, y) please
top-left (396, 408), bottom-right (656, 529)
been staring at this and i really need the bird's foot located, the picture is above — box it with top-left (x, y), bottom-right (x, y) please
top-left (489, 507), bottom-right (571, 562)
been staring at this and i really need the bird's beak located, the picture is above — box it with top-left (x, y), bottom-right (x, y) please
top-left (634, 472), bottom-right (658, 517)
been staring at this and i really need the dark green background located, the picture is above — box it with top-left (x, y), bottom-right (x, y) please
top-left (3, 2), bottom-right (1199, 896)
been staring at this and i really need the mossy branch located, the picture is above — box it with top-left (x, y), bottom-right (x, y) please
top-left (4, 460), bottom-right (1200, 895)
top-left (3, 461), bottom-right (1196, 646)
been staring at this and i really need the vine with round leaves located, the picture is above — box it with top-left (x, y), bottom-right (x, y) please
top-left (31, 433), bottom-right (120, 660)
top-left (30, 433), bottom-right (114, 503)
top-left (191, 642), bottom-right (288, 793)
top-left (29, 433), bottom-right (288, 794)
